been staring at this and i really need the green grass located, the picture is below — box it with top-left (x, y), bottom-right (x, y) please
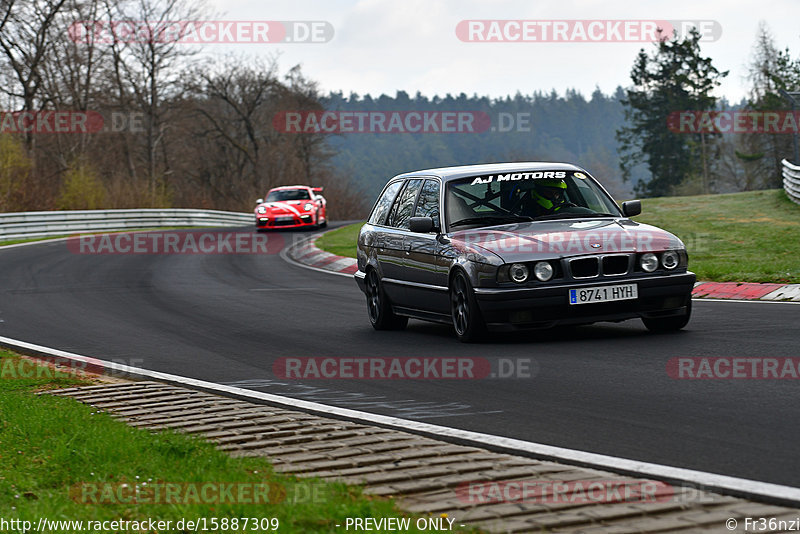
top-left (315, 223), bottom-right (363, 258)
top-left (315, 190), bottom-right (800, 283)
top-left (636, 189), bottom-right (800, 283)
top-left (0, 351), bottom-right (463, 533)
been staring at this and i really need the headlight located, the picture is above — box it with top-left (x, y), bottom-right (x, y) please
top-left (256, 206), bottom-right (267, 214)
top-left (533, 261), bottom-right (553, 281)
top-left (662, 250), bottom-right (680, 270)
top-left (304, 203), bottom-right (314, 211)
top-left (509, 263), bottom-right (529, 283)
top-left (640, 253), bottom-right (658, 272)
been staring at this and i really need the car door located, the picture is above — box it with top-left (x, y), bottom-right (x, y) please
top-left (403, 178), bottom-right (450, 314)
top-left (380, 178), bottom-right (423, 303)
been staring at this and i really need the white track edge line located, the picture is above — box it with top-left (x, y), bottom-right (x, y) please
top-left (0, 236), bottom-right (72, 250)
top-left (1, 333), bottom-right (798, 506)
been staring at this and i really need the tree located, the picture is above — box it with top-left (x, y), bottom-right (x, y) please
top-left (102, 0), bottom-right (208, 202)
top-left (0, 0), bottom-right (68, 151)
top-left (746, 21), bottom-right (800, 183)
top-left (617, 28), bottom-right (727, 196)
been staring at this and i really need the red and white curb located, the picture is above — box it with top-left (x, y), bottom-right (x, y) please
top-left (693, 281), bottom-right (800, 302)
top-left (284, 234), bottom-right (357, 276)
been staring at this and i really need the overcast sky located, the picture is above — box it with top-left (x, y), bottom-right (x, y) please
top-left (204, 0), bottom-right (799, 102)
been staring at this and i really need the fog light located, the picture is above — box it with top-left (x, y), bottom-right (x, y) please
top-left (640, 253), bottom-right (658, 272)
top-left (509, 263), bottom-right (529, 283)
top-left (533, 261), bottom-right (553, 281)
top-left (662, 250), bottom-right (679, 270)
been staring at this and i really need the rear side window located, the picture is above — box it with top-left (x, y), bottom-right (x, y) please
top-left (387, 179), bottom-right (423, 229)
top-left (414, 179), bottom-right (440, 225)
top-left (368, 181), bottom-right (403, 225)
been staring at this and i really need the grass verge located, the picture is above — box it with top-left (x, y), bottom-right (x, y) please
top-left (314, 223), bottom-right (363, 259)
top-left (314, 190), bottom-right (800, 283)
top-left (637, 189), bottom-right (800, 283)
top-left (0, 350), bottom-right (458, 533)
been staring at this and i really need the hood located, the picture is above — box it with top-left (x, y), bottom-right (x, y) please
top-left (449, 219), bottom-right (684, 263)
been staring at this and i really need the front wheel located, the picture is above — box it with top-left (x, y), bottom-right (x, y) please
top-left (642, 298), bottom-right (692, 332)
top-left (365, 270), bottom-right (407, 331)
top-left (314, 210), bottom-right (328, 229)
top-left (450, 271), bottom-right (485, 342)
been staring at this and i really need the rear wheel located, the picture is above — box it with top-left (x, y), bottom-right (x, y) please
top-left (642, 298), bottom-right (692, 332)
top-left (450, 271), bottom-right (485, 342)
top-left (365, 269), bottom-right (407, 330)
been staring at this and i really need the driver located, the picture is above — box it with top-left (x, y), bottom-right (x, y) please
top-left (522, 178), bottom-right (570, 216)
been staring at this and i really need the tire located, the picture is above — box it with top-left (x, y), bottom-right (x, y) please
top-left (314, 210), bottom-right (327, 229)
top-left (365, 269), bottom-right (408, 331)
top-left (642, 298), bottom-right (692, 332)
top-left (450, 271), bottom-right (486, 342)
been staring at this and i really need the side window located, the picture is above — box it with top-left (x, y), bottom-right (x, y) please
top-left (386, 179), bottom-right (423, 229)
top-left (414, 179), bottom-right (440, 226)
top-left (368, 181), bottom-right (403, 225)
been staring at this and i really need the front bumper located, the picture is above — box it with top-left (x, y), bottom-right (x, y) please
top-left (255, 214), bottom-right (315, 229)
top-left (474, 272), bottom-right (696, 329)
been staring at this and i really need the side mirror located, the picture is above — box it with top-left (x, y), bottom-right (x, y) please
top-left (409, 216), bottom-right (439, 233)
top-left (622, 200), bottom-right (641, 217)
top-left (256, 198), bottom-right (264, 204)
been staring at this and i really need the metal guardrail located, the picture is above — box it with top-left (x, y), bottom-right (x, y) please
top-left (0, 208), bottom-right (252, 241)
top-left (782, 159), bottom-right (800, 205)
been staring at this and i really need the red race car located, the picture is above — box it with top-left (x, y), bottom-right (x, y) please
top-left (254, 185), bottom-right (328, 230)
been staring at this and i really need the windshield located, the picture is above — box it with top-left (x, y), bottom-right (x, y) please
top-left (266, 189), bottom-right (311, 201)
top-left (446, 170), bottom-right (621, 229)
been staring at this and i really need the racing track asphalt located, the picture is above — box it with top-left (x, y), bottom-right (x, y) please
top-left (0, 225), bottom-right (798, 489)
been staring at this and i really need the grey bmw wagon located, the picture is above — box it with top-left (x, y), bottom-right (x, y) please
top-left (354, 163), bottom-right (695, 342)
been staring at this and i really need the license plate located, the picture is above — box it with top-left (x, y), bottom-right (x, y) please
top-left (275, 216), bottom-right (294, 222)
top-left (569, 283), bottom-right (637, 305)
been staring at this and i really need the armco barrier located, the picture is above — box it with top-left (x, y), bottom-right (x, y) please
top-left (0, 209), bottom-right (252, 241)
top-left (782, 158), bottom-right (800, 205)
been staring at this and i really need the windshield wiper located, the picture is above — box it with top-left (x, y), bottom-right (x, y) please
top-left (450, 215), bottom-right (534, 228)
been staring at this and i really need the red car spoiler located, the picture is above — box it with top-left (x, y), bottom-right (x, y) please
top-left (311, 187), bottom-right (324, 193)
